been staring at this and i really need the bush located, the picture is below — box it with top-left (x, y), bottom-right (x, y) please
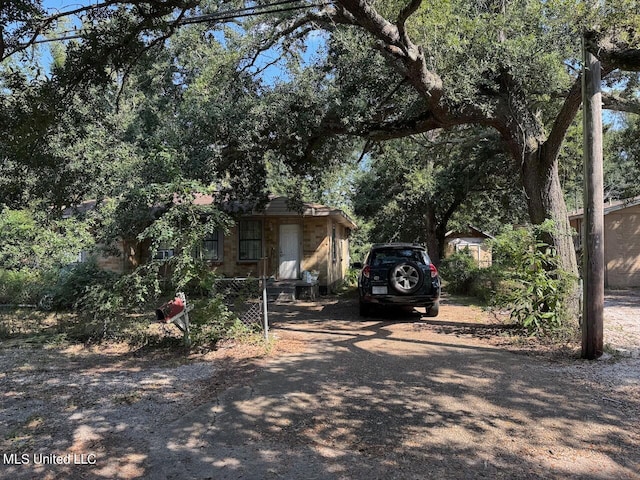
top-left (0, 269), bottom-right (45, 305)
top-left (188, 295), bottom-right (257, 348)
top-left (45, 261), bottom-right (120, 310)
top-left (343, 267), bottom-right (359, 288)
top-left (488, 222), bottom-right (577, 336)
top-left (467, 266), bottom-right (505, 304)
top-left (179, 261), bottom-right (220, 297)
top-left (440, 250), bottom-right (478, 294)
top-left (441, 222), bottom-right (577, 337)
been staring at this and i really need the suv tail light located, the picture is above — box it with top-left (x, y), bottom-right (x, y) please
top-left (362, 265), bottom-right (371, 278)
top-left (429, 264), bottom-right (438, 278)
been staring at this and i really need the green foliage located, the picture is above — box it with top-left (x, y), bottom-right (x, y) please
top-left (343, 267), bottom-right (360, 287)
top-left (604, 113), bottom-right (640, 201)
top-left (0, 207), bottom-right (93, 271)
top-left (466, 266), bottom-right (505, 305)
top-left (189, 295), bottom-right (255, 348)
top-left (439, 249), bottom-right (478, 294)
top-left (441, 222), bottom-right (577, 337)
top-left (353, 130), bottom-right (526, 260)
top-left (489, 222), bottom-right (577, 336)
top-left (46, 261), bottom-right (120, 311)
top-left (0, 269), bottom-right (44, 305)
top-left (59, 262), bottom-right (163, 341)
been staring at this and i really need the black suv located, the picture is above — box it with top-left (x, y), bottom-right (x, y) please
top-left (355, 243), bottom-right (441, 317)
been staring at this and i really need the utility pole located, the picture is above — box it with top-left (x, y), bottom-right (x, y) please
top-left (581, 34), bottom-right (604, 360)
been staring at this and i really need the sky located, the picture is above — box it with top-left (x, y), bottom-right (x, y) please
top-left (42, 0), bottom-right (91, 14)
top-left (39, 0), bottom-right (326, 85)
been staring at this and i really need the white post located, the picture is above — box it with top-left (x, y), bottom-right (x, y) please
top-left (262, 257), bottom-right (269, 340)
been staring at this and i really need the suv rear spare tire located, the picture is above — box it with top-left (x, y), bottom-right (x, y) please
top-left (390, 261), bottom-right (423, 295)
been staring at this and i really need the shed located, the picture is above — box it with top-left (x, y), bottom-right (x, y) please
top-left (444, 225), bottom-right (494, 268)
top-left (569, 196), bottom-right (640, 288)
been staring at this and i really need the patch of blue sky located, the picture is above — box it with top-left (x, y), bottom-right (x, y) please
top-left (39, 1), bottom-right (327, 86)
top-left (246, 30), bottom-right (327, 85)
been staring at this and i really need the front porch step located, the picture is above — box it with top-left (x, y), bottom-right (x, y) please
top-left (266, 282), bottom-right (296, 302)
top-left (266, 280), bottom-right (320, 302)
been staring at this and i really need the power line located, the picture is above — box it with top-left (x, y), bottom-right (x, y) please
top-left (181, 0), bottom-right (314, 23)
top-left (28, 0), bottom-right (327, 45)
top-left (180, 2), bottom-right (326, 25)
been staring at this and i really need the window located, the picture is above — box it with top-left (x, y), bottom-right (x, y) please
top-left (370, 248), bottom-right (429, 266)
top-left (332, 225), bottom-right (337, 264)
top-left (199, 231), bottom-right (222, 261)
top-left (238, 220), bottom-right (262, 261)
top-left (154, 247), bottom-right (174, 260)
top-left (152, 241), bottom-right (175, 261)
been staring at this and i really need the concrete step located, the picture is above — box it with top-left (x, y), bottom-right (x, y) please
top-left (266, 282), bottom-right (296, 302)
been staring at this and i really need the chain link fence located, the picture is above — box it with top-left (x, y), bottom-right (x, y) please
top-left (212, 277), bottom-right (267, 334)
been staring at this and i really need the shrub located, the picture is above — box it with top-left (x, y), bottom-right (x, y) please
top-left (343, 267), bottom-right (360, 288)
top-left (439, 250), bottom-right (478, 294)
top-left (188, 295), bottom-right (253, 347)
top-left (0, 269), bottom-right (45, 305)
top-left (488, 222), bottom-right (577, 337)
top-left (467, 266), bottom-right (505, 304)
top-left (179, 261), bottom-right (220, 297)
top-left (71, 263), bottom-right (164, 340)
top-left (440, 222), bottom-right (577, 337)
top-left (46, 261), bottom-right (120, 310)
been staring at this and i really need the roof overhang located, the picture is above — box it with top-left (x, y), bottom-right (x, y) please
top-left (568, 196), bottom-right (640, 220)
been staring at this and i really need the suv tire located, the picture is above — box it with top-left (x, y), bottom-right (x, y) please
top-left (425, 301), bottom-right (439, 317)
top-left (389, 261), bottom-right (424, 295)
top-left (359, 299), bottom-right (371, 317)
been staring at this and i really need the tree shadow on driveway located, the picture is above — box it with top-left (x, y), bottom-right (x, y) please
top-left (3, 296), bottom-right (638, 479)
top-left (145, 297), bottom-right (639, 479)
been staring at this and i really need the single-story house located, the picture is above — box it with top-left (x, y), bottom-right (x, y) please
top-left (444, 225), bottom-right (494, 267)
top-left (85, 196), bottom-right (357, 292)
top-left (569, 196), bottom-right (640, 288)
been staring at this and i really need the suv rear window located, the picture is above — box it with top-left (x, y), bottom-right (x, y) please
top-left (369, 248), bottom-right (429, 266)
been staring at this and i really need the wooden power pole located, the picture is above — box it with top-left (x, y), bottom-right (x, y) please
top-left (581, 35), bottom-right (604, 360)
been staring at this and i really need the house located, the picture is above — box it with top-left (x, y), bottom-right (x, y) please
top-left (569, 196), bottom-right (640, 288)
top-left (82, 196), bottom-right (357, 293)
top-left (444, 225), bottom-right (494, 267)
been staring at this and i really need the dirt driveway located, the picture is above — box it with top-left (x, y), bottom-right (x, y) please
top-left (1, 293), bottom-right (639, 479)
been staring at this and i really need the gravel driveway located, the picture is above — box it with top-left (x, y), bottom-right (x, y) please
top-left (604, 290), bottom-right (640, 358)
top-left (1, 292), bottom-right (638, 479)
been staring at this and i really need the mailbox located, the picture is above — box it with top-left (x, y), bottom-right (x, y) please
top-left (155, 296), bottom-right (185, 323)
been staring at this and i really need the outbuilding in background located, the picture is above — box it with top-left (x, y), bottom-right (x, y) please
top-left (444, 225), bottom-right (494, 268)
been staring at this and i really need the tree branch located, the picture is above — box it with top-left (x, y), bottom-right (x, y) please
top-left (115, 6), bottom-right (190, 108)
top-left (2, 0), bottom-right (199, 61)
top-left (237, 6), bottom-right (348, 75)
top-left (586, 30), bottom-right (640, 72)
top-left (543, 74), bottom-right (583, 165)
top-left (396, 0), bottom-right (422, 48)
top-left (602, 91), bottom-right (640, 115)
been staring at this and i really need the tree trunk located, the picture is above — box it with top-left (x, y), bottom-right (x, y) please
top-left (522, 150), bottom-right (577, 274)
top-left (423, 206), bottom-right (441, 266)
top-left (522, 147), bottom-right (580, 322)
top-left (425, 233), bottom-right (440, 266)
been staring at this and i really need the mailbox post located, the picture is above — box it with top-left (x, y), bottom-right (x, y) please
top-left (156, 292), bottom-right (192, 347)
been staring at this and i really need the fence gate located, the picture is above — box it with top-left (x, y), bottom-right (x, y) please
top-left (212, 277), bottom-right (269, 338)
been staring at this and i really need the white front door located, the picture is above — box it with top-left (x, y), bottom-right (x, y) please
top-left (279, 224), bottom-right (300, 279)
